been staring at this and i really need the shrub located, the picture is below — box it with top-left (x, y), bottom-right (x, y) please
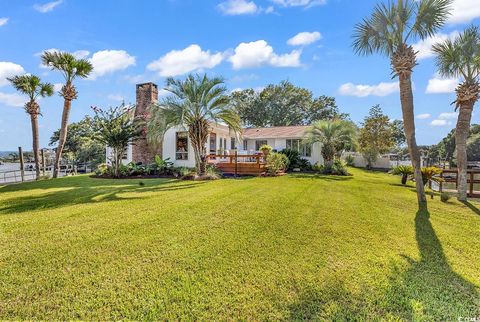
top-left (266, 152), bottom-right (289, 175)
top-left (95, 163), bottom-right (111, 176)
top-left (391, 165), bottom-right (414, 185)
top-left (344, 155), bottom-right (355, 167)
top-left (440, 192), bottom-right (451, 202)
top-left (421, 167), bottom-right (443, 186)
top-left (259, 144), bottom-right (273, 155)
top-left (147, 155), bottom-right (174, 175)
top-left (127, 162), bottom-right (145, 176)
top-left (280, 149), bottom-right (300, 170)
top-left (200, 165), bottom-right (222, 180)
top-left (313, 159), bottom-right (350, 176)
top-left (172, 166), bottom-right (196, 179)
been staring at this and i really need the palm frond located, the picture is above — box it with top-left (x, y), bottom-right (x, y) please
top-left (412, 0), bottom-right (453, 40)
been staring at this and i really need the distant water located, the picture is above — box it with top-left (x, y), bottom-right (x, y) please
top-left (0, 163), bottom-right (21, 172)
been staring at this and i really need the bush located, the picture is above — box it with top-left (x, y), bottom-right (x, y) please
top-left (172, 166), bottom-right (196, 179)
top-left (421, 167), bottom-right (443, 186)
top-left (199, 165), bottom-right (222, 180)
top-left (313, 159), bottom-right (350, 176)
top-left (147, 155), bottom-right (174, 175)
top-left (127, 162), bottom-right (145, 176)
top-left (440, 192), bottom-right (451, 203)
top-left (391, 165), bottom-right (414, 185)
top-left (259, 144), bottom-right (273, 155)
top-left (344, 155), bottom-right (355, 167)
top-left (266, 152), bottom-right (289, 175)
top-left (280, 149), bottom-right (300, 170)
top-left (95, 163), bottom-right (112, 176)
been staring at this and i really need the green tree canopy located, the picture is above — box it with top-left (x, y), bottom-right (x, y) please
top-left (230, 80), bottom-right (348, 127)
top-left (358, 105), bottom-right (395, 169)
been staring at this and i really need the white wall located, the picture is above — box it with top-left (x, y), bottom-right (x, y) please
top-left (105, 144), bottom-right (132, 166)
top-left (342, 152), bottom-right (391, 169)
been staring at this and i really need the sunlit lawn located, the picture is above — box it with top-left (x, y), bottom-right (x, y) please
top-left (0, 169), bottom-right (479, 320)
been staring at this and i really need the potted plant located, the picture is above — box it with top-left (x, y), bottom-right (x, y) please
top-left (259, 144), bottom-right (273, 156)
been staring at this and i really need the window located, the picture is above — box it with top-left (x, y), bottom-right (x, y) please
top-left (176, 132), bottom-right (188, 160)
top-left (243, 140), bottom-right (248, 151)
top-left (255, 140), bottom-right (268, 151)
top-left (286, 139), bottom-right (312, 157)
top-left (231, 137), bottom-right (236, 150)
top-left (209, 133), bottom-right (216, 153)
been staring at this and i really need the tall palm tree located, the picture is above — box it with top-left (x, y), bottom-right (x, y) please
top-left (432, 26), bottom-right (480, 201)
top-left (353, 0), bottom-right (452, 209)
top-left (8, 75), bottom-right (54, 180)
top-left (304, 119), bottom-right (357, 164)
top-left (147, 74), bottom-right (241, 176)
top-left (41, 51), bottom-right (93, 178)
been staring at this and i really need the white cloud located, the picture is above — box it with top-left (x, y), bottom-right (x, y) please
top-left (412, 31), bottom-right (459, 60)
top-left (449, 0), bottom-right (480, 24)
top-left (0, 18), bottom-right (8, 27)
top-left (416, 113), bottom-right (431, 119)
top-left (0, 92), bottom-right (25, 107)
top-left (147, 45), bottom-right (224, 77)
top-left (229, 40), bottom-right (302, 69)
top-left (89, 50), bottom-right (136, 80)
top-left (53, 83), bottom-right (63, 92)
top-left (338, 81), bottom-right (398, 97)
top-left (439, 112), bottom-right (458, 120)
top-left (108, 94), bottom-right (125, 102)
top-left (431, 119), bottom-right (450, 126)
top-left (287, 31), bottom-right (322, 46)
top-left (73, 50), bottom-right (90, 59)
top-left (218, 0), bottom-right (259, 15)
top-left (34, 0), bottom-right (63, 13)
top-left (0, 62), bottom-right (26, 87)
top-left (270, 0), bottom-right (326, 8)
top-left (426, 76), bottom-right (459, 94)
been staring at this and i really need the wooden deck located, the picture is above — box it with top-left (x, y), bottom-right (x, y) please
top-left (207, 154), bottom-right (266, 176)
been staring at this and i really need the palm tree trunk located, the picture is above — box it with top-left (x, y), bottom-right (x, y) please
top-left (53, 98), bottom-right (72, 178)
top-left (455, 102), bottom-right (474, 201)
top-left (30, 113), bottom-right (41, 180)
top-left (398, 73), bottom-right (427, 208)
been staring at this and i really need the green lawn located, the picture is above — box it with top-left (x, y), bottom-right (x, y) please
top-left (0, 169), bottom-right (479, 320)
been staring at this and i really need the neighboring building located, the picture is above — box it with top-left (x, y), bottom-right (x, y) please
top-left (107, 83), bottom-right (324, 167)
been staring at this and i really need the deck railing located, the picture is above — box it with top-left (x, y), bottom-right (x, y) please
top-left (206, 152), bottom-right (266, 176)
top-left (438, 169), bottom-right (480, 198)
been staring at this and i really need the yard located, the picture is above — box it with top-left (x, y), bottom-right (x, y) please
top-left (0, 169), bottom-right (479, 320)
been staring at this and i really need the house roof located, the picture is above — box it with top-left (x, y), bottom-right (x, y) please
top-left (242, 126), bottom-right (310, 139)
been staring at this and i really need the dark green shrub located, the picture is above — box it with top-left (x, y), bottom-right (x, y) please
top-left (345, 155), bottom-right (355, 167)
top-left (440, 192), bottom-right (451, 202)
top-left (280, 149), bottom-right (300, 170)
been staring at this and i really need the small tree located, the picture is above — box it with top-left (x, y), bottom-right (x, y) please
top-left (91, 104), bottom-right (142, 178)
top-left (304, 119), bottom-right (357, 164)
top-left (358, 105), bottom-right (394, 169)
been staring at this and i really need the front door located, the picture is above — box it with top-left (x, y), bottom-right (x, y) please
top-left (210, 133), bottom-right (217, 154)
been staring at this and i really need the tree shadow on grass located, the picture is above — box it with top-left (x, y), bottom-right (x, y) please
top-left (384, 208), bottom-right (480, 320)
top-left (461, 201), bottom-right (480, 216)
top-left (0, 178), bottom-right (205, 215)
top-left (289, 173), bottom-right (354, 181)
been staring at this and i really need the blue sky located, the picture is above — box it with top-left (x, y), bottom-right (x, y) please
top-left (0, 0), bottom-right (479, 151)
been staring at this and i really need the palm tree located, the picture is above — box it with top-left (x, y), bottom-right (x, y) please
top-left (8, 75), bottom-right (54, 180)
top-left (304, 119), bottom-right (357, 164)
top-left (432, 26), bottom-right (480, 201)
top-left (352, 0), bottom-right (452, 209)
top-left (147, 74), bottom-right (241, 176)
top-left (41, 51), bottom-right (93, 178)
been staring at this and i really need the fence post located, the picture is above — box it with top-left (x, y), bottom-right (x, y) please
top-left (41, 149), bottom-right (46, 176)
top-left (18, 146), bottom-right (25, 182)
top-left (234, 151), bottom-right (238, 178)
top-left (470, 171), bottom-right (474, 197)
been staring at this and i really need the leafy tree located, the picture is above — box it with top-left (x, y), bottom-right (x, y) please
top-left (8, 75), bottom-right (54, 179)
top-left (391, 119), bottom-right (406, 149)
top-left (50, 116), bottom-right (104, 167)
top-left (359, 105), bottom-right (395, 169)
top-left (41, 51), bottom-right (93, 178)
top-left (148, 74), bottom-right (241, 176)
top-left (231, 80), bottom-right (347, 127)
top-left (432, 26), bottom-right (480, 201)
top-left (353, 0), bottom-right (453, 208)
top-left (91, 104), bottom-right (142, 178)
top-left (304, 119), bottom-right (357, 164)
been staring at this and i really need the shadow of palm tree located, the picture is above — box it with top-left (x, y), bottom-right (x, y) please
top-left (0, 178), bottom-right (205, 215)
top-left (385, 208), bottom-right (480, 320)
top-left (461, 201), bottom-right (480, 216)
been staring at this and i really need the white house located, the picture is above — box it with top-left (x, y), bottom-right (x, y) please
top-left (106, 82), bottom-right (324, 169)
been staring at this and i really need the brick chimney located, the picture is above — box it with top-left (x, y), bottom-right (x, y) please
top-left (132, 82), bottom-right (160, 164)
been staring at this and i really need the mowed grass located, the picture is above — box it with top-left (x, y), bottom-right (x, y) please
top-left (0, 169), bottom-right (479, 320)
